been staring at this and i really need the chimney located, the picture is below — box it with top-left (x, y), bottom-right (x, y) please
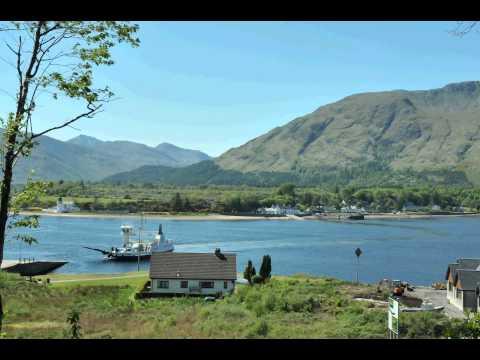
top-left (214, 248), bottom-right (226, 260)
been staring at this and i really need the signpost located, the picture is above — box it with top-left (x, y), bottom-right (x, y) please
top-left (354, 247), bottom-right (362, 284)
top-left (388, 297), bottom-right (400, 339)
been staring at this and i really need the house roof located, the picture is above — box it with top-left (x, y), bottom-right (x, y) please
top-left (454, 269), bottom-right (480, 291)
top-left (446, 259), bottom-right (480, 280)
top-left (149, 252), bottom-right (237, 280)
top-left (457, 259), bottom-right (480, 269)
top-left (446, 263), bottom-right (460, 281)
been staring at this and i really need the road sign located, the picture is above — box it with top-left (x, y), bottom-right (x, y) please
top-left (388, 297), bottom-right (399, 336)
top-left (389, 297), bottom-right (399, 319)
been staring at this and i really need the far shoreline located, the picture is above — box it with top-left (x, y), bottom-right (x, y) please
top-left (19, 210), bottom-right (480, 221)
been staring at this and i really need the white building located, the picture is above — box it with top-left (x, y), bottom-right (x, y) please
top-left (44, 197), bottom-right (79, 213)
top-left (259, 204), bottom-right (302, 216)
top-left (149, 250), bottom-right (237, 296)
top-left (340, 204), bottom-right (366, 214)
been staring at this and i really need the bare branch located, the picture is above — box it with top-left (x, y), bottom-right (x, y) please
top-left (449, 21), bottom-right (479, 37)
top-left (31, 103), bottom-right (103, 140)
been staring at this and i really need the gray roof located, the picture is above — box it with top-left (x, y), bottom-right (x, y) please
top-left (454, 269), bottom-right (480, 291)
top-left (446, 259), bottom-right (480, 280)
top-left (457, 259), bottom-right (480, 269)
top-left (149, 252), bottom-right (237, 280)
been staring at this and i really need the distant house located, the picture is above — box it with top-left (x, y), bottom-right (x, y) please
top-left (445, 259), bottom-right (480, 312)
top-left (149, 250), bottom-right (237, 296)
top-left (43, 197), bottom-right (79, 213)
top-left (258, 205), bottom-right (303, 216)
top-left (431, 204), bottom-right (441, 211)
top-left (340, 204), bottom-right (366, 214)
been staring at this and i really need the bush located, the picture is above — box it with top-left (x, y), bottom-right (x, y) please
top-left (248, 319), bottom-right (269, 337)
top-left (252, 275), bottom-right (264, 284)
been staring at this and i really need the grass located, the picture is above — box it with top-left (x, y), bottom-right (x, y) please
top-left (0, 271), bottom-right (454, 339)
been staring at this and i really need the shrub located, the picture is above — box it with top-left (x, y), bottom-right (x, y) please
top-left (66, 308), bottom-right (82, 339)
top-left (252, 275), bottom-right (264, 285)
top-left (248, 319), bottom-right (269, 337)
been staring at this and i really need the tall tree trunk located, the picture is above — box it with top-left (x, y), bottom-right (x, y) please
top-left (0, 150), bottom-right (15, 268)
top-left (0, 21), bottom-right (43, 269)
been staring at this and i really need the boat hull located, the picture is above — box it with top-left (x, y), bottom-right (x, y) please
top-left (107, 248), bottom-right (174, 261)
top-left (2, 261), bottom-right (67, 276)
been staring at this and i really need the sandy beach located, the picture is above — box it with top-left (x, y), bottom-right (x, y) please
top-left (18, 211), bottom-right (294, 221)
top-left (19, 210), bottom-right (480, 221)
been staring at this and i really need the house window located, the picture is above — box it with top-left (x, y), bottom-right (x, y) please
top-left (448, 282), bottom-right (452, 291)
top-left (200, 281), bottom-right (214, 289)
top-left (157, 280), bottom-right (169, 289)
top-left (224, 281), bottom-right (228, 289)
top-left (180, 280), bottom-right (188, 289)
top-left (456, 288), bottom-right (462, 299)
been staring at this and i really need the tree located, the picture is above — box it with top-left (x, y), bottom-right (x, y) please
top-left (277, 183), bottom-right (296, 197)
top-left (0, 21), bottom-right (140, 269)
top-left (259, 255), bottom-right (272, 281)
top-left (183, 197), bottom-right (192, 212)
top-left (170, 192), bottom-right (183, 212)
top-left (243, 260), bottom-right (256, 285)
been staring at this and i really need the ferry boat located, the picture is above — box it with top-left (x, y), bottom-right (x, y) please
top-left (84, 221), bottom-right (174, 261)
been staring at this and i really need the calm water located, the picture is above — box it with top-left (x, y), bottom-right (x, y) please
top-left (4, 215), bottom-right (480, 285)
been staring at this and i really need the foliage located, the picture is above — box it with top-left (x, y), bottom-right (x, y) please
top-left (252, 275), bottom-right (264, 285)
top-left (259, 255), bottom-right (272, 281)
top-left (66, 308), bottom-right (82, 339)
top-left (243, 260), bottom-right (256, 285)
top-left (1, 272), bottom-right (462, 339)
top-left (26, 180), bottom-right (480, 215)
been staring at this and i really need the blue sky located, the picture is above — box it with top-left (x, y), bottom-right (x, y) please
top-left (1, 21), bottom-right (480, 157)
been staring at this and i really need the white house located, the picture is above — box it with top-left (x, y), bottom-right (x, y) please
top-left (149, 250), bottom-right (237, 296)
top-left (44, 197), bottom-right (79, 213)
top-left (259, 205), bottom-right (303, 216)
top-left (445, 259), bottom-right (480, 312)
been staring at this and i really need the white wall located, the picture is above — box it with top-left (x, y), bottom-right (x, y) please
top-left (151, 278), bottom-right (235, 295)
top-left (450, 287), bottom-right (464, 311)
top-left (446, 281), bottom-right (454, 301)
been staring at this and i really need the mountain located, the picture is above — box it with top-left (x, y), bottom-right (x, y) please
top-left (13, 135), bottom-right (211, 183)
top-left (155, 142), bottom-right (211, 166)
top-left (215, 81), bottom-right (480, 186)
top-left (105, 81), bottom-right (480, 187)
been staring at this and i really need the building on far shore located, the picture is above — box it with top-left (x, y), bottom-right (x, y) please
top-left (43, 197), bottom-right (79, 213)
top-left (446, 259), bottom-right (480, 312)
top-left (149, 250), bottom-right (237, 296)
top-left (258, 205), bottom-right (304, 216)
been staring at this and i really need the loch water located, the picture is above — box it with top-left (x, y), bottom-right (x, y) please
top-left (4, 215), bottom-right (480, 285)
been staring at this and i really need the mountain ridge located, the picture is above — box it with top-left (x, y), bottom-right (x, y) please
top-left (104, 81), bottom-right (480, 187)
top-left (13, 134), bottom-right (211, 183)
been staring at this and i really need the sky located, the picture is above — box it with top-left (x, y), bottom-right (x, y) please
top-left (1, 21), bottom-right (480, 157)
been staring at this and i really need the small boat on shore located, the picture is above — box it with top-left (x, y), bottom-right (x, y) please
top-left (1, 259), bottom-right (67, 276)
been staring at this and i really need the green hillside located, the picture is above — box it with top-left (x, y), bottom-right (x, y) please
top-left (216, 81), bottom-right (480, 186)
top-left (12, 135), bottom-right (210, 183)
top-left (104, 81), bottom-right (480, 187)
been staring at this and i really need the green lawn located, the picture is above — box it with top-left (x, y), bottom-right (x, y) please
top-left (0, 272), bottom-right (457, 339)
